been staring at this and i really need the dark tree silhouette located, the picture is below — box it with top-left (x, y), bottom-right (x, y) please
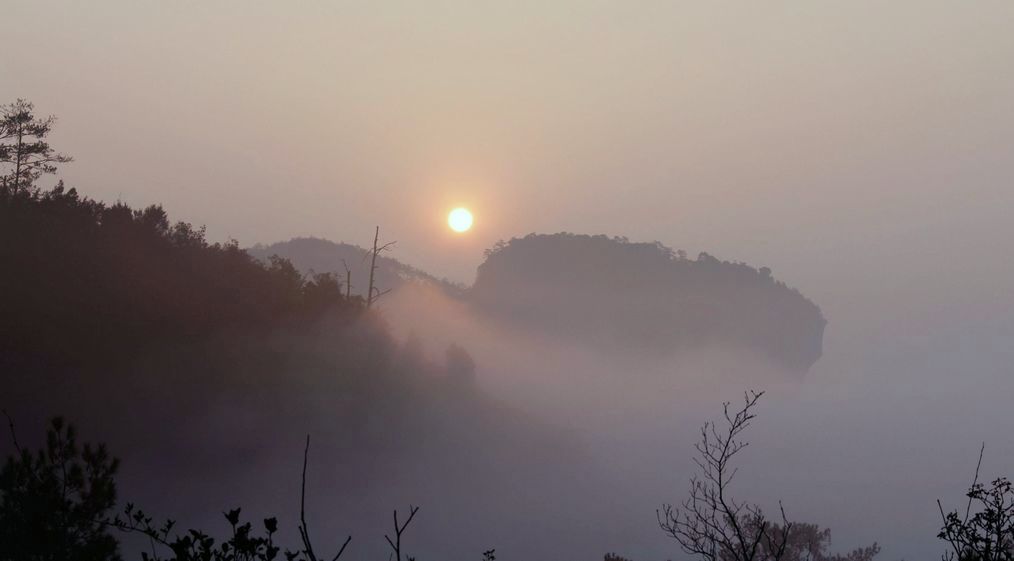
top-left (938, 444), bottom-right (1014, 561)
top-left (341, 258), bottom-right (353, 299)
top-left (0, 416), bottom-right (509, 561)
top-left (658, 392), bottom-right (878, 561)
top-left (0, 99), bottom-right (72, 194)
top-left (0, 181), bottom-right (363, 373)
top-left (0, 414), bottom-right (121, 561)
top-left (366, 226), bottom-right (396, 308)
top-left (114, 504), bottom-right (284, 561)
top-left (658, 391), bottom-right (792, 561)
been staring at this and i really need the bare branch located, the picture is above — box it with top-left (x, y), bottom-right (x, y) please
top-left (366, 226), bottom-right (397, 307)
top-left (2, 409), bottom-right (23, 455)
top-left (384, 505), bottom-right (420, 561)
top-left (331, 535), bottom-right (352, 561)
top-left (659, 390), bottom-right (790, 561)
top-left (341, 259), bottom-right (353, 299)
top-left (298, 434), bottom-right (351, 561)
top-left (965, 442), bottom-right (986, 521)
top-left (299, 435), bottom-right (318, 561)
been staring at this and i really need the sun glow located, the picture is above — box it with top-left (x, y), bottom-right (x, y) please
top-left (448, 207), bottom-right (473, 233)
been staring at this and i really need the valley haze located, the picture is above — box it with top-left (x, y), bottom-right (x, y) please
top-left (3, 2), bottom-right (1014, 561)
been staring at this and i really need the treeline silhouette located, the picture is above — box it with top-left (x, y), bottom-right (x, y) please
top-left (1, 183), bottom-right (362, 371)
top-left (0, 179), bottom-right (379, 454)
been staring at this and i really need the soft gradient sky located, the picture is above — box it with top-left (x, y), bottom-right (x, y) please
top-left (5, 1), bottom-right (1012, 285)
top-left (5, 2), bottom-right (1014, 559)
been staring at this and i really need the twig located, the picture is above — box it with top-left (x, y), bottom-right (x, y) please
top-left (331, 535), bottom-right (352, 561)
top-left (1, 409), bottom-right (23, 454)
top-left (366, 226), bottom-right (397, 307)
top-left (299, 435), bottom-right (319, 561)
top-left (964, 442), bottom-right (985, 521)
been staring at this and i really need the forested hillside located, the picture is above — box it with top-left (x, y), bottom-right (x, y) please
top-left (1, 185), bottom-right (360, 369)
top-left (258, 233), bottom-right (827, 374)
top-left (471, 234), bottom-right (827, 373)
top-left (0, 183), bottom-right (574, 506)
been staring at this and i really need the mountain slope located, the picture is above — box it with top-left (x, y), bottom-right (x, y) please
top-left (248, 237), bottom-right (464, 299)
top-left (259, 233), bottom-right (827, 373)
top-left (471, 233), bottom-right (826, 372)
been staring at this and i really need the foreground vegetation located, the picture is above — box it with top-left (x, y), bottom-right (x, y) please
top-left (2, 398), bottom-right (1009, 561)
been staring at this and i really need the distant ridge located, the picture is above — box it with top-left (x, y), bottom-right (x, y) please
top-left (255, 233), bottom-right (827, 373)
top-left (248, 237), bottom-right (465, 299)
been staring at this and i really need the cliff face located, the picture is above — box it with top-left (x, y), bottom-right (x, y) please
top-left (469, 233), bottom-right (826, 373)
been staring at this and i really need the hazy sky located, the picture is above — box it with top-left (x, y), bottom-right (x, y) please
top-left (5, 1), bottom-right (1012, 285)
top-left (6, 2), bottom-right (1014, 559)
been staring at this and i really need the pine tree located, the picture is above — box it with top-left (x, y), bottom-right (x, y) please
top-left (0, 99), bottom-right (72, 194)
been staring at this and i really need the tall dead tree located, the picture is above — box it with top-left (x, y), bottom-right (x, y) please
top-left (341, 258), bottom-right (353, 299)
top-left (365, 226), bottom-right (395, 308)
top-left (658, 390), bottom-right (792, 561)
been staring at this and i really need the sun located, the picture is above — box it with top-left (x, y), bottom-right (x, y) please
top-left (448, 207), bottom-right (473, 233)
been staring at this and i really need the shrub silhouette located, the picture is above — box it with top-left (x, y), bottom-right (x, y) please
top-left (938, 445), bottom-right (1014, 561)
top-left (0, 417), bottom-right (513, 561)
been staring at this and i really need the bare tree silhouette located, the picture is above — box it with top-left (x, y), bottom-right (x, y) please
top-left (340, 259), bottom-right (353, 299)
top-left (658, 390), bottom-right (791, 561)
top-left (297, 435), bottom-right (351, 561)
top-left (384, 505), bottom-right (419, 561)
top-left (365, 226), bottom-right (396, 308)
